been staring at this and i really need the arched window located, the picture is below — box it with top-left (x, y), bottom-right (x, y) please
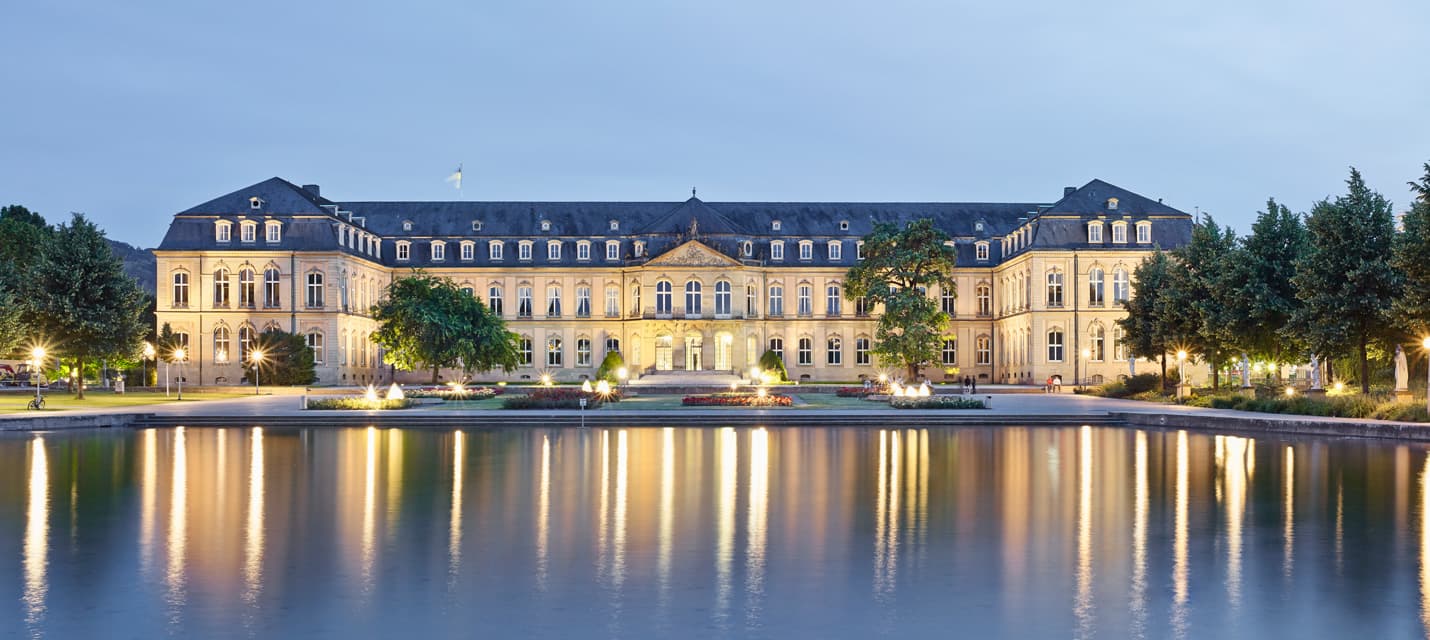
top-left (746, 284), bottom-right (758, 316)
top-left (656, 281), bottom-right (673, 315)
top-left (306, 271), bottom-right (325, 308)
top-left (714, 281), bottom-right (732, 316)
top-left (577, 337), bottom-right (592, 367)
top-left (685, 280), bottom-right (703, 315)
top-left (976, 335), bottom-right (992, 365)
top-left (769, 337), bottom-right (784, 362)
top-left (940, 284), bottom-right (956, 315)
top-left (171, 272), bottom-right (189, 308)
top-left (546, 284), bottom-right (563, 317)
top-left (942, 338), bottom-right (957, 365)
top-left (213, 326), bottom-right (231, 363)
top-left (547, 240), bottom-right (561, 261)
top-left (489, 240), bottom-right (504, 260)
top-left (827, 336), bottom-right (843, 365)
top-left (768, 284), bottom-right (784, 316)
top-left (518, 336), bottom-right (533, 366)
top-left (1088, 267), bottom-right (1105, 307)
top-left (827, 240), bottom-right (842, 260)
top-left (307, 331), bottom-right (325, 365)
top-left (1046, 270), bottom-right (1064, 307)
top-left (1090, 325), bottom-right (1106, 362)
top-left (238, 325), bottom-right (255, 363)
top-left (1047, 329), bottom-right (1065, 362)
top-left (826, 284), bottom-right (842, 317)
top-left (575, 285), bottom-right (591, 318)
top-left (855, 336), bottom-right (871, 366)
top-left (213, 268), bottom-right (230, 307)
top-left (263, 268), bottom-right (281, 308)
top-left (460, 241), bottom-right (475, 261)
top-left (799, 240), bottom-right (814, 260)
top-left (797, 337), bottom-right (813, 366)
top-left (546, 336), bottom-right (563, 367)
top-left (1113, 326), bottom-right (1127, 361)
top-left (238, 268), bottom-right (255, 308)
top-left (976, 283), bottom-right (992, 317)
top-left (1112, 268), bottom-right (1130, 303)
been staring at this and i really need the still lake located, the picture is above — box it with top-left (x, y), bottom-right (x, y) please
top-left (0, 425), bottom-right (1427, 638)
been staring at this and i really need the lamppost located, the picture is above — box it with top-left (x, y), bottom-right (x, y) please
top-left (31, 347), bottom-right (45, 407)
top-left (251, 349), bottom-right (265, 395)
top-left (173, 347), bottom-right (186, 401)
top-left (142, 342), bottom-right (155, 389)
top-left (1176, 350), bottom-right (1188, 402)
top-left (617, 367), bottom-right (629, 392)
top-left (1080, 348), bottom-right (1091, 390)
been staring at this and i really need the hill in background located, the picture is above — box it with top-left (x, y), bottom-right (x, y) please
top-left (108, 239), bottom-right (155, 295)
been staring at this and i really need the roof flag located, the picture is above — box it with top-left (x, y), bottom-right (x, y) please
top-left (446, 164), bottom-right (463, 191)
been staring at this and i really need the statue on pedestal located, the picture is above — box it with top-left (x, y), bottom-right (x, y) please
top-left (1310, 354), bottom-right (1322, 390)
top-left (1240, 353), bottom-right (1251, 388)
top-left (1395, 344), bottom-right (1410, 392)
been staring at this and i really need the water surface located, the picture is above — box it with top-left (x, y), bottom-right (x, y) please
top-left (0, 425), bottom-right (1426, 638)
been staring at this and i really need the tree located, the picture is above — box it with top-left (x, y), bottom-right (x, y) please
top-left (0, 205), bottom-right (50, 355)
top-left (1118, 249), bottom-right (1175, 384)
top-left (243, 329), bottom-right (317, 386)
top-left (371, 272), bottom-right (520, 383)
top-left (1227, 198), bottom-right (1307, 376)
top-left (845, 219), bottom-right (957, 379)
top-left (757, 349), bottom-right (789, 382)
top-left (20, 213), bottom-right (147, 399)
top-left (1167, 215), bottom-right (1239, 388)
top-left (1393, 163), bottom-right (1430, 335)
top-left (595, 350), bottom-right (626, 383)
top-left (1291, 168), bottom-right (1401, 392)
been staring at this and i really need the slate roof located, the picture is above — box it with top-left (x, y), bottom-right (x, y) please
top-left (157, 178), bottom-right (1191, 268)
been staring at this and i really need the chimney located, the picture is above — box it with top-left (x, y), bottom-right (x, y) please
top-left (1063, 186), bottom-right (1076, 197)
top-left (302, 184), bottom-right (321, 197)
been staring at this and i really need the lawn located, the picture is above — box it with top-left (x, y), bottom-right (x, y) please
top-left (426, 396), bottom-right (508, 411)
top-left (411, 392), bottom-right (893, 412)
top-left (0, 389), bottom-right (256, 414)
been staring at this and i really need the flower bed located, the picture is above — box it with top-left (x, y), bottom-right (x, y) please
top-left (306, 397), bottom-right (416, 410)
top-left (502, 387), bottom-right (620, 409)
top-left (836, 386), bottom-right (887, 398)
top-left (405, 387), bottom-right (502, 400)
top-left (889, 395), bottom-right (987, 409)
top-left (682, 393), bottom-right (793, 407)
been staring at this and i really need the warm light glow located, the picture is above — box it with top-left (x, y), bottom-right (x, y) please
top-left (1075, 426), bottom-right (1093, 636)
top-left (716, 428), bottom-right (737, 617)
top-left (449, 430), bottom-right (464, 582)
top-left (581, 379), bottom-right (593, 393)
top-left (1423, 337), bottom-right (1430, 350)
top-left (536, 434), bottom-right (551, 591)
top-left (617, 367), bottom-right (629, 380)
top-left (364, 384), bottom-right (378, 403)
top-left (23, 436), bottom-right (48, 629)
top-left (1081, 348), bottom-right (1091, 359)
top-left (385, 383), bottom-right (404, 400)
top-left (917, 383), bottom-right (931, 397)
top-left (757, 387), bottom-right (767, 398)
top-left (1333, 381), bottom-right (1345, 393)
top-left (747, 428), bottom-right (769, 608)
top-left (1285, 386), bottom-right (1296, 397)
top-left (448, 381), bottom-right (466, 394)
top-left (878, 373), bottom-right (888, 383)
top-left (540, 374), bottom-right (552, 386)
top-left (143, 342), bottom-right (155, 359)
top-left (30, 346), bottom-right (45, 362)
top-left (250, 349), bottom-right (265, 363)
top-left (1176, 350), bottom-right (1187, 362)
top-left (749, 367), bottom-right (761, 381)
top-left (730, 382), bottom-right (738, 391)
top-left (243, 428), bottom-right (265, 604)
top-left (173, 347), bottom-right (187, 362)
top-left (890, 382), bottom-right (903, 396)
top-left (166, 427), bottom-right (189, 615)
top-left (596, 379), bottom-right (611, 395)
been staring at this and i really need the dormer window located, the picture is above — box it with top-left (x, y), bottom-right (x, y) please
top-left (856, 241), bottom-right (865, 260)
top-left (547, 240), bottom-right (561, 261)
top-left (215, 221), bottom-right (232, 243)
top-left (1107, 197), bottom-right (1119, 210)
top-left (828, 240), bottom-right (842, 260)
top-left (431, 241), bottom-right (445, 261)
top-left (839, 220), bottom-right (849, 231)
top-left (240, 221), bottom-right (256, 243)
top-left (609, 220), bottom-right (619, 231)
top-left (634, 241), bottom-right (646, 257)
top-left (975, 241), bottom-right (990, 261)
top-left (576, 241), bottom-right (590, 261)
top-left (1088, 221), bottom-right (1104, 243)
top-left (249, 197), bottom-right (263, 210)
top-left (396, 241), bottom-right (411, 261)
top-left (402, 220), bottom-right (413, 231)
top-left (264, 221), bottom-right (281, 243)
top-left (472, 220), bottom-right (483, 232)
top-left (518, 241), bottom-right (533, 261)
top-left (741, 241), bottom-right (753, 257)
top-left (772, 220), bottom-right (782, 232)
top-left (460, 241), bottom-right (475, 261)
top-left (605, 240), bottom-right (620, 261)
top-left (1136, 221), bottom-right (1152, 243)
top-left (489, 240), bottom-right (504, 260)
top-left (1111, 221), bottom-right (1128, 243)
top-left (798, 240), bottom-right (813, 261)
top-left (540, 220), bottom-right (551, 232)
top-left (771, 240), bottom-right (785, 261)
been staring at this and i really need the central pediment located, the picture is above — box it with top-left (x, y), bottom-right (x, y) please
top-left (645, 240), bottom-right (742, 267)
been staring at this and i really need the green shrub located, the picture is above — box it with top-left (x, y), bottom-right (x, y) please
top-left (1370, 402), bottom-right (1430, 422)
top-left (1125, 373), bottom-right (1162, 395)
top-left (405, 387), bottom-right (499, 400)
top-left (502, 387), bottom-right (619, 409)
top-left (758, 350), bottom-right (789, 382)
top-left (890, 395), bottom-right (987, 409)
top-left (595, 351), bottom-right (626, 383)
top-left (306, 397), bottom-right (415, 410)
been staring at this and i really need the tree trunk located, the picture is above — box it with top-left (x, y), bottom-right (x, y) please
top-left (906, 362), bottom-right (919, 383)
top-left (1211, 355), bottom-right (1220, 389)
top-left (75, 357), bottom-right (85, 400)
top-left (1160, 353), bottom-right (1167, 388)
top-left (1360, 336), bottom-right (1371, 394)
top-left (431, 365), bottom-right (440, 385)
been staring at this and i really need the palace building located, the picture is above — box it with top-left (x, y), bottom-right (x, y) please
top-left (154, 178), bottom-right (1192, 385)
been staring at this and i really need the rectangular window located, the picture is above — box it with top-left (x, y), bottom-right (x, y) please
top-left (171, 273), bottom-right (189, 308)
top-left (431, 242), bottom-right (445, 261)
top-left (605, 287), bottom-right (619, 317)
top-left (519, 337), bottom-right (533, 366)
top-left (769, 338), bottom-right (784, 362)
top-left (1088, 224), bottom-right (1103, 243)
top-left (396, 243), bottom-right (410, 261)
top-left (490, 242), bottom-right (504, 260)
top-left (976, 336), bottom-right (991, 365)
top-left (746, 285), bottom-right (757, 317)
top-left (461, 243), bottom-right (474, 261)
top-left (216, 223), bottom-right (231, 243)
top-left (855, 337), bottom-right (871, 366)
top-left (307, 333), bottom-right (324, 364)
top-left (799, 242), bottom-right (813, 260)
top-left (940, 287), bottom-right (956, 315)
top-left (577, 243), bottom-right (590, 261)
top-left (577, 339), bottom-right (592, 367)
top-left (1137, 223), bottom-right (1151, 243)
top-left (241, 223), bottom-right (256, 243)
top-left (1047, 330), bottom-right (1064, 362)
top-left (548, 242), bottom-right (561, 261)
top-left (576, 286), bottom-right (591, 317)
top-left (797, 337), bottom-right (813, 366)
top-left (519, 243), bottom-right (532, 261)
top-left (266, 223), bottom-right (281, 243)
top-left (306, 272), bottom-right (324, 308)
top-left (263, 269), bottom-right (281, 308)
top-left (239, 270), bottom-right (255, 308)
top-left (488, 286), bottom-right (504, 315)
top-left (828, 242), bottom-right (842, 260)
top-left (826, 285), bottom-right (841, 317)
top-left (547, 286), bottom-right (562, 317)
top-left (856, 241), bottom-right (864, 260)
top-left (518, 286), bottom-right (533, 318)
top-left (797, 285), bottom-right (812, 316)
top-left (768, 285), bottom-right (783, 316)
top-left (827, 337), bottom-right (842, 365)
top-left (1112, 224), bottom-right (1127, 243)
top-left (942, 339), bottom-right (957, 366)
top-left (606, 242), bottom-right (619, 261)
top-left (213, 271), bottom-right (229, 307)
top-left (976, 243), bottom-right (989, 261)
top-left (771, 242), bottom-right (784, 261)
top-left (1046, 272), bottom-right (1064, 307)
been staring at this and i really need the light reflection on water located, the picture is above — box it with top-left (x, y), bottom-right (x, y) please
top-left (3, 426), bottom-right (1430, 638)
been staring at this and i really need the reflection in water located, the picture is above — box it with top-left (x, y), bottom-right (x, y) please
top-left (1173, 430), bottom-right (1189, 639)
top-left (1336, 479), bottom-right (1345, 575)
top-left (874, 430), bottom-right (903, 599)
top-left (23, 436), bottom-right (49, 630)
top-left (613, 429), bottom-right (629, 592)
top-left (140, 428), bottom-right (157, 573)
top-left (715, 427), bottom-right (738, 627)
top-left (1422, 455), bottom-right (1430, 635)
top-left (657, 428), bottom-right (675, 618)
top-left (746, 428), bottom-right (769, 626)
top-left (1075, 426), bottom-right (1094, 638)
top-left (449, 430), bottom-right (464, 585)
top-left (386, 429), bottom-right (404, 539)
top-left (361, 426), bottom-right (377, 594)
top-left (536, 433), bottom-right (551, 592)
top-left (1130, 430), bottom-right (1148, 637)
top-left (166, 427), bottom-right (189, 625)
top-left (1284, 446), bottom-right (1295, 581)
top-left (1222, 437), bottom-right (1249, 610)
top-left (244, 428), bottom-right (265, 605)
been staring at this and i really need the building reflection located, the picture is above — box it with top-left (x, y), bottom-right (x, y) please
top-left (536, 432), bottom-right (551, 592)
top-left (715, 427), bottom-right (737, 625)
top-left (1284, 445), bottom-right (1295, 582)
top-left (1172, 430), bottom-right (1189, 639)
top-left (23, 436), bottom-right (49, 630)
top-left (1130, 430), bottom-right (1148, 638)
top-left (746, 428), bottom-right (769, 624)
top-left (166, 427), bottom-right (189, 625)
top-left (1074, 426), bottom-right (1094, 637)
top-left (141, 428), bottom-right (158, 574)
top-left (449, 430), bottom-right (464, 585)
top-left (243, 427), bottom-right (265, 605)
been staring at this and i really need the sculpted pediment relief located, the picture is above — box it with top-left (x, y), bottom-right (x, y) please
top-left (645, 240), bottom-right (741, 267)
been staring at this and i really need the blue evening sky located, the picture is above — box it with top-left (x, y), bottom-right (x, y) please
top-left (2, 0), bottom-right (1427, 247)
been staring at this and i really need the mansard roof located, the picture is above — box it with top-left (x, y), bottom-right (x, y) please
top-left (178, 177), bottom-right (333, 215)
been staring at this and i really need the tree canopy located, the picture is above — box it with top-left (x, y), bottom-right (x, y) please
top-left (371, 271), bottom-right (520, 383)
top-left (844, 219), bottom-right (957, 379)
top-left (1117, 249), bottom-right (1176, 382)
top-left (1226, 198), bottom-right (1307, 369)
top-left (243, 328), bottom-right (318, 386)
top-left (1393, 163), bottom-right (1430, 336)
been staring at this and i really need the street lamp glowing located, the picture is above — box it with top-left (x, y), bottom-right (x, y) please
top-left (617, 367), bottom-right (629, 380)
top-left (1176, 350), bottom-right (1187, 362)
top-left (173, 347), bottom-right (186, 362)
top-left (143, 342), bottom-right (155, 359)
top-left (596, 379), bottom-right (611, 395)
top-left (250, 349), bottom-right (265, 395)
top-left (1285, 386), bottom-right (1296, 396)
top-left (1422, 337), bottom-right (1430, 350)
top-left (1081, 348), bottom-right (1091, 359)
top-left (31, 347), bottom-right (45, 362)
top-left (540, 373), bottom-right (552, 387)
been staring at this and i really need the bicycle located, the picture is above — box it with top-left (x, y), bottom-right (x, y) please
top-left (26, 395), bottom-right (44, 410)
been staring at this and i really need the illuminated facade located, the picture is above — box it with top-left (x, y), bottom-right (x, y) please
top-left (154, 178), bottom-right (1190, 385)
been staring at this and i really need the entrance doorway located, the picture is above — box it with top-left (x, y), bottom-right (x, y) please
top-left (685, 334), bottom-right (703, 371)
top-left (655, 335), bottom-right (673, 371)
top-left (715, 333), bottom-right (733, 371)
